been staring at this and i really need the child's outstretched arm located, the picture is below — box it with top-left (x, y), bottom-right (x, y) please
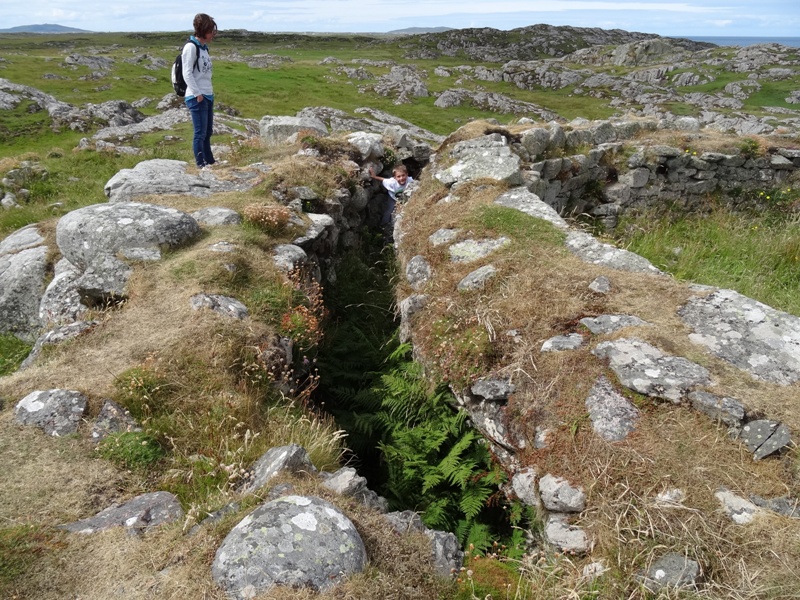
top-left (368, 166), bottom-right (384, 182)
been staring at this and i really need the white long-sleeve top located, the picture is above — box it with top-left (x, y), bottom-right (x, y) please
top-left (182, 37), bottom-right (213, 100)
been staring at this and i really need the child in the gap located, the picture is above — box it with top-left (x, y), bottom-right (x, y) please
top-left (369, 163), bottom-right (414, 239)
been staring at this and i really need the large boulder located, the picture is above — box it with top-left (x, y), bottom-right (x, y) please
top-left (56, 202), bottom-right (200, 269)
top-left (435, 136), bottom-right (524, 187)
top-left (212, 495), bottom-right (367, 598)
top-left (259, 115), bottom-right (327, 145)
top-left (0, 225), bottom-right (48, 340)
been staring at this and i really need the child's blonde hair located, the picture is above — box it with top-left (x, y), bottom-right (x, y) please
top-left (392, 164), bottom-right (408, 176)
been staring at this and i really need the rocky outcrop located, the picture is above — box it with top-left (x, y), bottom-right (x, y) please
top-left (434, 88), bottom-right (558, 120)
top-left (103, 159), bottom-right (255, 202)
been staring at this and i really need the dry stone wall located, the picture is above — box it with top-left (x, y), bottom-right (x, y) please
top-left (515, 118), bottom-right (799, 228)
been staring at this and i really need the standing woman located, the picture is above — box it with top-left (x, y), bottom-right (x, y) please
top-left (183, 13), bottom-right (217, 168)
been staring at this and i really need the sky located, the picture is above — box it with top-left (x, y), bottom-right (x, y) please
top-left (1, 1), bottom-right (799, 38)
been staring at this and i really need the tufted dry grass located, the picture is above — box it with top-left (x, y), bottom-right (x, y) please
top-left (0, 133), bottom-right (461, 599)
top-left (395, 123), bottom-right (800, 598)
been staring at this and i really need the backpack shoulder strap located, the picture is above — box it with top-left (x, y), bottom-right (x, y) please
top-left (185, 38), bottom-right (201, 71)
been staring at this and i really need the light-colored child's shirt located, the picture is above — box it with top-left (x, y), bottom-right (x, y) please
top-left (382, 176), bottom-right (414, 201)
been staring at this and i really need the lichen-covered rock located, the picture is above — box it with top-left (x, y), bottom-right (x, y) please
top-left (539, 474), bottom-right (586, 512)
top-left (19, 320), bottom-right (97, 370)
top-left (243, 444), bottom-right (318, 494)
top-left (580, 314), bottom-right (649, 335)
top-left (60, 491), bottom-right (183, 534)
top-left (544, 514), bottom-right (589, 554)
top-left (541, 333), bottom-right (585, 352)
top-left (687, 391), bottom-right (745, 427)
top-left (457, 264), bottom-right (497, 291)
top-left (14, 389), bottom-right (88, 436)
top-left (191, 207), bottom-right (242, 226)
top-left (0, 244), bottom-right (47, 341)
top-left (636, 552), bottom-right (701, 593)
top-left (680, 288), bottom-right (800, 385)
top-left (592, 337), bottom-right (710, 403)
top-left (738, 420), bottom-right (793, 460)
top-left (715, 488), bottom-right (762, 524)
top-left (273, 244), bottom-right (307, 272)
top-left (104, 159), bottom-right (210, 203)
top-left (190, 293), bottom-right (249, 320)
top-left (448, 237), bottom-right (510, 263)
top-left (566, 231), bottom-right (662, 274)
top-left (405, 255), bottom-right (432, 290)
top-left (493, 187), bottom-right (569, 231)
top-left (56, 202), bottom-right (200, 269)
top-left (38, 268), bottom-right (88, 327)
top-left (91, 399), bottom-right (142, 442)
top-left (320, 467), bottom-right (388, 512)
top-left (211, 495), bottom-right (366, 598)
top-left (259, 115), bottom-right (327, 145)
top-left (585, 375), bottom-right (639, 441)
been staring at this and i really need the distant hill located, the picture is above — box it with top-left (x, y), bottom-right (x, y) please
top-left (0, 23), bottom-right (92, 34)
top-left (387, 27), bottom-right (454, 35)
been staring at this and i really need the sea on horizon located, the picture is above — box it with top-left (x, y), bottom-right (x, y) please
top-left (684, 36), bottom-right (800, 48)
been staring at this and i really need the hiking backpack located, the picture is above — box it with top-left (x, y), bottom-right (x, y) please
top-left (171, 39), bottom-right (201, 97)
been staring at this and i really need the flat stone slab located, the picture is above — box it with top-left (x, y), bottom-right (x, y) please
top-left (585, 375), bottom-right (639, 441)
top-left (293, 213), bottom-right (335, 248)
top-left (580, 314), bottom-right (649, 334)
top-left (566, 231), bottom-right (662, 274)
top-left (592, 337), bottom-right (711, 403)
top-left (104, 159), bottom-right (250, 203)
top-left (191, 207), bottom-right (242, 226)
top-left (687, 391), bottom-right (745, 427)
top-left (541, 333), bottom-right (585, 352)
top-left (61, 491), bottom-right (183, 534)
top-left (493, 187), bottom-right (569, 231)
top-left (435, 146), bottom-right (523, 187)
top-left (428, 228), bottom-right (459, 246)
top-left (457, 264), bottom-right (497, 291)
top-left (739, 420), bottom-right (792, 460)
top-left (680, 288), bottom-right (800, 385)
top-left (448, 237), bottom-right (510, 263)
